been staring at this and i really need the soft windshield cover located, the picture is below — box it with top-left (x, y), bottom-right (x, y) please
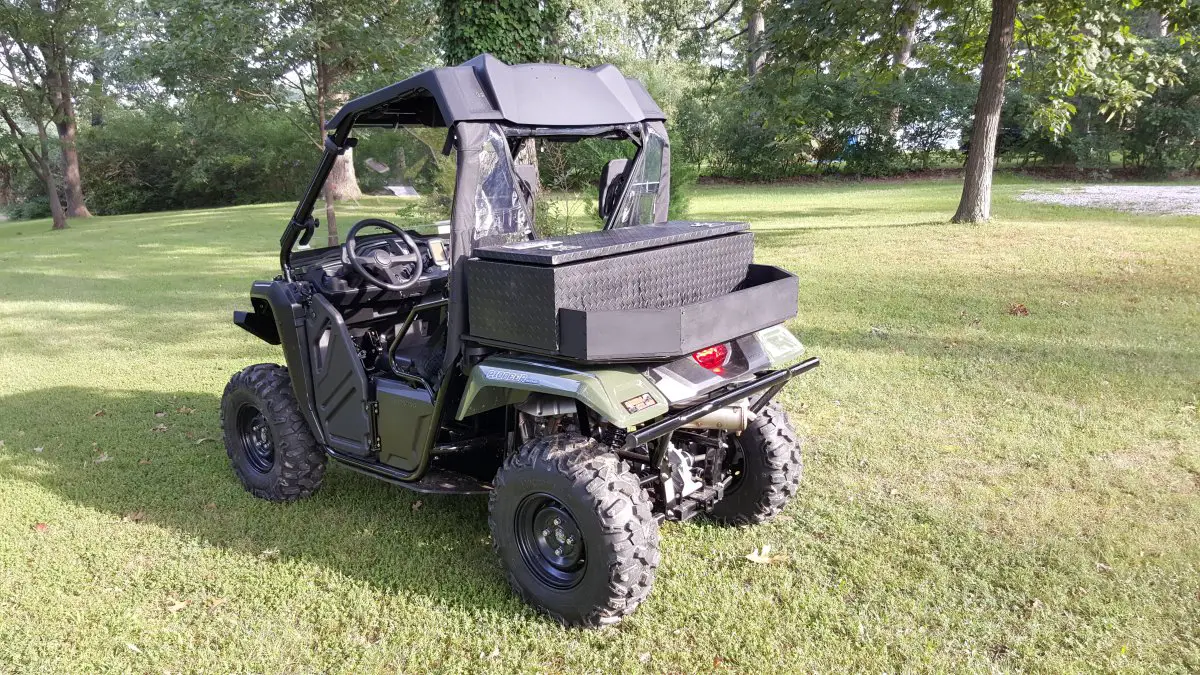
top-left (444, 122), bottom-right (534, 372)
top-left (474, 125), bottom-right (533, 246)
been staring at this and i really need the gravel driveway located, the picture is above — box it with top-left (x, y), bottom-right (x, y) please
top-left (1018, 185), bottom-right (1200, 216)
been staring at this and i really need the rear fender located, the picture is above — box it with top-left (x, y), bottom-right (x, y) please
top-left (456, 356), bottom-right (668, 428)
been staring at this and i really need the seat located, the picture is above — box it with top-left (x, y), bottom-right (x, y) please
top-left (388, 320), bottom-right (447, 384)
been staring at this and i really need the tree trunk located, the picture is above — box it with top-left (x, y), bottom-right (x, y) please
top-left (313, 40), bottom-right (359, 227)
top-left (37, 123), bottom-right (67, 230)
top-left (54, 116), bottom-right (91, 217)
top-left (326, 148), bottom-right (361, 201)
top-left (316, 109), bottom-right (339, 248)
top-left (44, 46), bottom-right (91, 218)
top-left (323, 187), bottom-right (339, 248)
top-left (889, 0), bottom-right (921, 131)
top-left (90, 59), bottom-right (104, 126)
top-left (952, 0), bottom-right (1018, 224)
top-left (745, 0), bottom-right (766, 77)
top-left (515, 137), bottom-right (539, 184)
top-left (0, 164), bottom-right (11, 206)
top-left (893, 0), bottom-right (919, 69)
top-left (1142, 10), bottom-right (1168, 37)
top-left (314, 50), bottom-right (341, 247)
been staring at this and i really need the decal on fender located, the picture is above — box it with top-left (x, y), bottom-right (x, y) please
top-left (621, 393), bottom-right (658, 414)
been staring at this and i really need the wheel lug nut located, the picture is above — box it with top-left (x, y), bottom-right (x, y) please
top-left (553, 518), bottom-right (561, 526)
top-left (541, 529), bottom-right (550, 537)
top-left (554, 548), bottom-right (563, 555)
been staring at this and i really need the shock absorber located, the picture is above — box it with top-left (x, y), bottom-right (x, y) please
top-left (601, 426), bottom-right (627, 449)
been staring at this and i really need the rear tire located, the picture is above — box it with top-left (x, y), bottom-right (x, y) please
top-left (708, 403), bottom-right (803, 526)
top-left (489, 434), bottom-right (660, 627)
top-left (221, 364), bottom-right (326, 502)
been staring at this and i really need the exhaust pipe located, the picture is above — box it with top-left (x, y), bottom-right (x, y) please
top-left (681, 404), bottom-right (756, 432)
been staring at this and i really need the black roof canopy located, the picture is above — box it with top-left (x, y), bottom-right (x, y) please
top-left (326, 54), bottom-right (666, 131)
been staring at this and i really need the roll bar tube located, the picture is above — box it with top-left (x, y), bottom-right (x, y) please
top-left (279, 120), bottom-right (356, 280)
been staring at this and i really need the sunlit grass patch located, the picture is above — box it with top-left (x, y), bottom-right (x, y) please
top-left (0, 179), bottom-right (1197, 671)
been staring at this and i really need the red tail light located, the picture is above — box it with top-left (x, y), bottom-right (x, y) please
top-left (692, 343), bottom-right (730, 373)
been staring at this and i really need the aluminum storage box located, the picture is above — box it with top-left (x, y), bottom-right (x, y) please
top-left (465, 222), bottom-right (798, 361)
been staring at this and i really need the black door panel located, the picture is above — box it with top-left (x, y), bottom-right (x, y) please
top-left (306, 294), bottom-right (373, 456)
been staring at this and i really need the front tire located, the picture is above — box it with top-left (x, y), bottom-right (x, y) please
top-left (221, 364), bottom-right (326, 502)
top-left (708, 403), bottom-right (803, 526)
top-left (489, 434), bottom-right (660, 627)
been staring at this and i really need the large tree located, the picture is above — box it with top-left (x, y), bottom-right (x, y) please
top-left (438, 0), bottom-right (568, 178)
top-left (0, 0), bottom-right (106, 219)
top-left (953, 0), bottom-right (1197, 222)
top-left (439, 0), bottom-right (567, 66)
top-left (0, 39), bottom-right (68, 229)
top-left (148, 0), bottom-right (435, 244)
top-left (951, 0), bottom-right (1017, 223)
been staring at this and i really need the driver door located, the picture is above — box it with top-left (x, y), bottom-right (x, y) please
top-left (305, 294), bottom-right (373, 456)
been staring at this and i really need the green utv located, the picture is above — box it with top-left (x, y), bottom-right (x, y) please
top-left (222, 54), bottom-right (819, 626)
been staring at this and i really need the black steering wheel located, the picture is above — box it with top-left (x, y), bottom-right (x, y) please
top-left (345, 218), bottom-right (425, 292)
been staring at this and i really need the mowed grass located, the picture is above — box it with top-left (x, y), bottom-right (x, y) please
top-left (0, 179), bottom-right (1197, 672)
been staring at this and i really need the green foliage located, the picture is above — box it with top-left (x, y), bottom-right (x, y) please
top-left (667, 153), bottom-right (696, 220)
top-left (678, 68), bottom-right (975, 180)
top-left (1119, 40), bottom-right (1200, 175)
top-left (534, 192), bottom-right (601, 238)
top-left (3, 195), bottom-right (51, 221)
top-left (439, 0), bottom-right (567, 65)
top-left (75, 104), bottom-right (312, 215)
top-left (671, 0), bottom-right (1200, 180)
top-left (145, 0), bottom-right (436, 131)
top-left (1, 0), bottom-right (1194, 220)
top-left (533, 137), bottom-right (634, 237)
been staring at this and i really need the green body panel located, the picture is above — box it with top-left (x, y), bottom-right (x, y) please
top-left (455, 356), bottom-right (668, 427)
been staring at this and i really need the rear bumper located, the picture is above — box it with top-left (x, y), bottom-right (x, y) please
top-left (625, 356), bottom-right (820, 449)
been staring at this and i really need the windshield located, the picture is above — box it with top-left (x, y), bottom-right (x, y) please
top-left (326, 122), bottom-right (666, 250)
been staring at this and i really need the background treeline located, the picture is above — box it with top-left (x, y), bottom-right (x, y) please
top-left (1, 0), bottom-right (1197, 222)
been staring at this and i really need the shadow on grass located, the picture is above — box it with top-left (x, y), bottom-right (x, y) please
top-left (0, 386), bottom-right (511, 613)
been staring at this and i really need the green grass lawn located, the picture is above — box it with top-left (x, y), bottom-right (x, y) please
top-left (1, 179), bottom-right (1197, 671)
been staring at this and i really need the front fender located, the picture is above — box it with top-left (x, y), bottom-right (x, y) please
top-left (456, 356), bottom-right (668, 428)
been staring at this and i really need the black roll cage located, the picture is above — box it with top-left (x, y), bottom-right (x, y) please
top-left (279, 124), bottom-right (356, 281)
top-left (277, 54), bottom-right (670, 282)
top-left (278, 121), bottom-right (644, 280)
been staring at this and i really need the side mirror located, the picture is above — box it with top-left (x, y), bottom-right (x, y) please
top-left (598, 158), bottom-right (629, 219)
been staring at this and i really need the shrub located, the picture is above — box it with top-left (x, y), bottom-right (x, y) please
top-left (77, 104), bottom-right (313, 215)
top-left (4, 195), bottom-right (51, 221)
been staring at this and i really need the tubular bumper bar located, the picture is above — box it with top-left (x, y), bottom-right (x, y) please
top-left (625, 357), bottom-right (820, 450)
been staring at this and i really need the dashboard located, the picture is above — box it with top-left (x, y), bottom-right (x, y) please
top-left (291, 231), bottom-right (451, 303)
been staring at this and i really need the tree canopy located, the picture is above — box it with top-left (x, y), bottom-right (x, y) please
top-left (0, 0), bottom-right (1196, 226)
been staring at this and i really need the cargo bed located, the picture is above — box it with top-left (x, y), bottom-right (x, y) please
top-left (465, 222), bottom-right (798, 361)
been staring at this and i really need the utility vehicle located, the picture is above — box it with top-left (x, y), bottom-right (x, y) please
top-left (222, 55), bottom-right (819, 626)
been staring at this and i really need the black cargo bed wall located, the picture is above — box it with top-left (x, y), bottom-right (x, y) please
top-left (466, 233), bottom-right (754, 352)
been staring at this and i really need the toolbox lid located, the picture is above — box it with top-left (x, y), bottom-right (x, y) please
top-left (472, 221), bottom-right (749, 266)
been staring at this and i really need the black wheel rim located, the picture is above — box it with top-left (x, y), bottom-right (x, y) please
top-left (236, 404), bottom-right (275, 474)
top-left (514, 493), bottom-right (586, 590)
